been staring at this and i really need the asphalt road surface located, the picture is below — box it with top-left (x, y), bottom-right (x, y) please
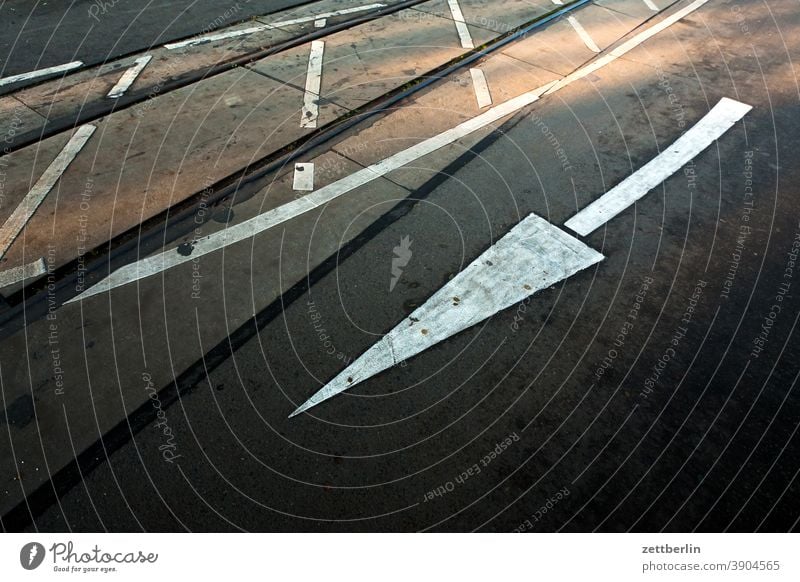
top-left (0, 0), bottom-right (798, 532)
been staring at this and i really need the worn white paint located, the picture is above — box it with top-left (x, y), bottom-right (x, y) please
top-left (107, 55), bottom-right (152, 98)
top-left (643, 0), bottom-right (659, 11)
top-left (0, 61), bottom-right (83, 87)
top-left (0, 258), bottom-right (47, 289)
top-left (568, 16), bottom-right (600, 53)
top-left (293, 163), bottom-right (315, 191)
top-left (290, 213), bottom-right (604, 416)
top-left (0, 125), bottom-right (96, 260)
top-left (164, 25), bottom-right (271, 50)
top-left (301, 40), bottom-right (325, 128)
top-left (470, 68), bottom-right (492, 108)
top-left (314, 18), bottom-right (327, 28)
top-left (447, 0), bottom-right (474, 49)
top-left (271, 3), bottom-right (386, 27)
top-left (565, 98), bottom-right (752, 236)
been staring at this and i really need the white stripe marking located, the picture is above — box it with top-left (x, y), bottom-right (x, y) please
top-left (270, 3), bottom-right (386, 27)
top-left (545, 0), bottom-right (710, 95)
top-left (643, 0), bottom-right (659, 11)
top-left (447, 0), bottom-right (474, 49)
top-left (66, 82), bottom-right (555, 303)
top-left (290, 213), bottom-right (604, 416)
top-left (0, 61), bottom-right (83, 87)
top-left (107, 55), bottom-right (152, 98)
top-left (67, 0), bottom-right (713, 303)
top-left (314, 19), bottom-right (327, 28)
top-left (565, 98), bottom-right (752, 236)
top-left (551, 1), bottom-right (564, 5)
top-left (0, 258), bottom-right (47, 289)
top-left (568, 16), bottom-right (600, 53)
top-left (301, 40), bottom-right (325, 128)
top-left (164, 25), bottom-right (271, 50)
top-left (293, 163), bottom-right (315, 191)
top-left (469, 68), bottom-right (492, 108)
top-left (0, 125), bottom-right (96, 260)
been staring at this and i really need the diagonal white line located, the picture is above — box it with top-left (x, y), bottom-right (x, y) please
top-left (0, 258), bottom-right (47, 289)
top-left (107, 55), bottom-right (152, 98)
top-left (301, 40), bottom-right (326, 128)
top-left (447, 0), bottom-right (474, 49)
top-left (470, 68), bottom-right (493, 108)
top-left (568, 16), bottom-right (600, 53)
top-left (0, 125), bottom-right (96, 260)
top-left (0, 61), bottom-right (83, 87)
top-left (564, 98), bottom-right (753, 236)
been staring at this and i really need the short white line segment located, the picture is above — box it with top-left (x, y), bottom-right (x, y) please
top-left (564, 97), bottom-right (752, 236)
top-left (0, 258), bottom-right (47, 289)
top-left (568, 16), bottom-right (600, 53)
top-left (107, 55), bottom-right (152, 98)
top-left (470, 68), bottom-right (492, 108)
top-left (290, 213), bottom-right (604, 416)
top-left (293, 163), bottom-right (315, 191)
top-left (314, 19), bottom-right (327, 28)
top-left (270, 3), bottom-right (386, 27)
top-left (0, 61), bottom-right (84, 87)
top-left (0, 125), bottom-right (96, 260)
top-left (643, 0), bottom-right (659, 11)
top-left (447, 0), bottom-right (474, 49)
top-left (301, 40), bottom-right (325, 128)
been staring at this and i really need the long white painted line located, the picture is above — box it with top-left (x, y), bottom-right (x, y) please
top-left (643, 0), bottom-right (659, 11)
top-left (0, 125), bottom-right (96, 260)
top-left (293, 163), bottom-right (315, 191)
top-left (66, 81), bottom-right (556, 303)
top-left (565, 98), bottom-right (752, 236)
top-left (290, 213), bottom-right (604, 416)
top-left (447, 0), bottom-right (474, 49)
top-left (270, 3), bottom-right (386, 27)
top-left (164, 25), bottom-right (271, 50)
top-left (568, 16), bottom-right (600, 53)
top-left (545, 0), bottom-right (710, 95)
top-left (107, 55), bottom-right (152, 98)
top-left (0, 61), bottom-right (83, 87)
top-left (470, 68), bottom-right (492, 108)
top-left (0, 258), bottom-right (47, 289)
top-left (301, 40), bottom-right (325, 129)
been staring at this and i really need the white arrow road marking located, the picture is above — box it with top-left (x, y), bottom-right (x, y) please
top-left (65, 81), bottom-right (556, 304)
top-left (293, 163), bottom-right (315, 191)
top-left (470, 68), bottom-right (492, 108)
top-left (0, 258), bottom-right (47, 290)
top-left (567, 16), bottom-right (600, 53)
top-left (289, 213), bottom-right (604, 417)
top-left (301, 40), bottom-right (325, 128)
top-left (0, 61), bottom-right (83, 87)
top-left (66, 0), bottom-right (713, 303)
top-left (447, 0), bottom-right (474, 49)
top-left (565, 97), bottom-right (752, 236)
top-left (164, 3), bottom-right (386, 49)
top-left (0, 125), bottom-right (96, 260)
top-left (107, 55), bottom-right (152, 98)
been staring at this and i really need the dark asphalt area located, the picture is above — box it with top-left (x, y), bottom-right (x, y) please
top-left (0, 0), bottom-right (313, 76)
top-left (1, 0), bottom-right (798, 532)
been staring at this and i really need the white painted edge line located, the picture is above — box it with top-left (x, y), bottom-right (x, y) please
top-left (107, 55), bottom-right (152, 98)
top-left (164, 25), bottom-right (271, 50)
top-left (65, 81), bottom-right (556, 303)
top-left (470, 68), bottom-right (492, 109)
top-left (301, 40), bottom-right (325, 128)
top-left (447, 0), bottom-right (475, 49)
top-left (271, 3), bottom-right (386, 27)
top-left (0, 61), bottom-right (84, 87)
top-left (293, 163), bottom-right (315, 191)
top-left (564, 98), bottom-right (752, 236)
top-left (545, 0), bottom-right (710, 95)
top-left (0, 125), bottom-right (96, 260)
top-left (643, 0), bottom-right (659, 11)
top-left (0, 258), bottom-right (47, 290)
top-left (289, 213), bottom-right (605, 416)
top-left (66, 0), bottom-right (714, 303)
top-left (567, 16), bottom-right (601, 53)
